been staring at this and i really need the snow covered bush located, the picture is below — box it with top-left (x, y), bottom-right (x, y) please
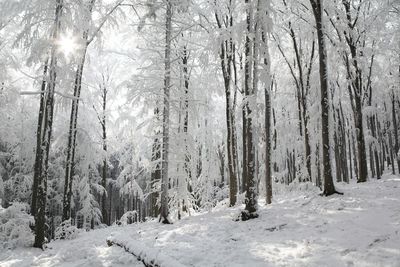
top-left (0, 202), bottom-right (34, 249)
top-left (215, 185), bottom-right (229, 202)
top-left (119, 211), bottom-right (138, 225)
top-left (55, 219), bottom-right (81, 240)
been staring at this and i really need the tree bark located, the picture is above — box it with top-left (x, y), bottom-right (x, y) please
top-left (33, 0), bottom-right (63, 248)
top-left (178, 44), bottom-right (191, 216)
top-left (392, 91), bottom-right (399, 173)
top-left (62, 51), bottom-right (87, 222)
top-left (342, 0), bottom-right (368, 183)
top-left (242, 0), bottom-right (258, 220)
top-left (265, 83), bottom-right (272, 204)
top-left (310, 0), bottom-right (337, 196)
top-left (259, 3), bottom-right (272, 204)
top-left (151, 116), bottom-right (161, 217)
top-left (355, 97), bottom-right (368, 182)
top-left (62, 0), bottom-right (96, 222)
top-left (31, 59), bottom-right (48, 216)
top-left (159, 0), bottom-right (172, 224)
top-left (101, 85), bottom-right (108, 224)
top-left (214, 4), bottom-right (238, 206)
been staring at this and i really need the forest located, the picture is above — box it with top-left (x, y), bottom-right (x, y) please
top-left (0, 0), bottom-right (399, 266)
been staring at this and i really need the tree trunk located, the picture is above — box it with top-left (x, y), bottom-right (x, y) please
top-left (159, 0), bottom-right (172, 224)
top-left (259, 5), bottom-right (272, 204)
top-left (151, 123), bottom-right (161, 217)
top-left (265, 84), bottom-right (272, 204)
top-left (33, 0), bottom-right (63, 249)
top-left (178, 44), bottom-right (190, 215)
top-left (62, 51), bottom-right (87, 222)
top-left (101, 86), bottom-right (108, 224)
top-left (62, 0), bottom-right (95, 222)
top-left (339, 103), bottom-right (349, 183)
top-left (215, 7), bottom-right (238, 206)
top-left (242, 0), bottom-right (258, 220)
top-left (355, 97), bottom-right (368, 182)
top-left (31, 59), bottom-right (48, 216)
top-left (347, 124), bottom-right (353, 180)
top-left (392, 91), bottom-right (399, 173)
top-left (342, 0), bottom-right (368, 183)
top-left (310, 0), bottom-right (337, 196)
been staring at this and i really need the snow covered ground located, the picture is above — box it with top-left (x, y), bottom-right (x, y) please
top-left (1, 174), bottom-right (400, 267)
top-left (0, 226), bottom-right (143, 267)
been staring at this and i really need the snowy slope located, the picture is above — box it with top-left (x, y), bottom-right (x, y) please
top-left (0, 226), bottom-right (143, 267)
top-left (1, 174), bottom-right (400, 267)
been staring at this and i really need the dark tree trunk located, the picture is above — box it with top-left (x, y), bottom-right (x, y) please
top-left (31, 60), bottom-right (48, 216)
top-left (260, 18), bottom-right (272, 203)
top-left (62, 52), bottom-right (86, 222)
top-left (310, 0), bottom-right (337, 196)
top-left (316, 143), bottom-right (322, 189)
top-left (339, 103), bottom-right (349, 183)
top-left (217, 144), bottom-right (225, 187)
top-left (265, 83), bottom-right (272, 204)
top-left (355, 98), bottom-right (368, 182)
top-left (347, 123), bottom-right (353, 180)
top-left (62, 0), bottom-right (95, 222)
top-left (351, 127), bottom-right (359, 180)
top-left (242, 0), bottom-right (258, 220)
top-left (159, 0), bottom-right (172, 224)
top-left (242, 106), bottom-right (248, 193)
top-left (392, 91), bottom-right (399, 173)
top-left (341, 0), bottom-right (368, 183)
top-left (177, 44), bottom-right (191, 217)
top-left (108, 183), bottom-right (113, 225)
top-left (215, 6), bottom-right (238, 206)
top-left (151, 123), bottom-right (161, 217)
top-left (33, 0), bottom-right (63, 249)
top-left (101, 85), bottom-right (108, 224)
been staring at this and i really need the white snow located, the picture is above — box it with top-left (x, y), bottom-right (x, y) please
top-left (1, 173), bottom-right (400, 267)
top-left (0, 227), bottom-right (143, 267)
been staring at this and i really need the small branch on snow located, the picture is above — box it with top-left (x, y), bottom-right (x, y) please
top-left (106, 236), bottom-right (185, 267)
top-left (106, 238), bottom-right (159, 267)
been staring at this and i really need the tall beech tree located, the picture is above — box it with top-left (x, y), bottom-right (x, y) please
top-left (159, 0), bottom-right (173, 224)
top-left (214, 0), bottom-right (238, 207)
top-left (62, 0), bottom-right (122, 222)
top-left (32, 0), bottom-right (64, 248)
top-left (62, 0), bottom-right (96, 222)
top-left (309, 0), bottom-right (338, 196)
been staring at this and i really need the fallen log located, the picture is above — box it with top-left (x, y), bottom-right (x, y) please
top-left (107, 238), bottom-right (154, 267)
top-left (106, 235), bottom-right (186, 267)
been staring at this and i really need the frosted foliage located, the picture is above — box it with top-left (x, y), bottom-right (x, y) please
top-left (0, 202), bottom-right (34, 249)
top-left (55, 219), bottom-right (81, 240)
top-left (75, 175), bottom-right (102, 230)
top-left (4, 174), bottom-right (32, 204)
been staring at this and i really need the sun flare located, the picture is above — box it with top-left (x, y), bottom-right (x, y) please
top-left (57, 31), bottom-right (78, 59)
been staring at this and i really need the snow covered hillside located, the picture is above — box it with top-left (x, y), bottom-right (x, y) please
top-left (1, 174), bottom-right (400, 267)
